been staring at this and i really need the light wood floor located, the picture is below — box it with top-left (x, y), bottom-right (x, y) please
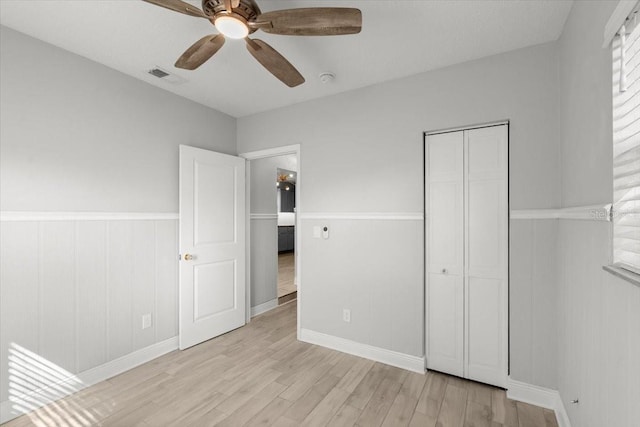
top-left (3, 302), bottom-right (557, 427)
top-left (277, 252), bottom-right (296, 300)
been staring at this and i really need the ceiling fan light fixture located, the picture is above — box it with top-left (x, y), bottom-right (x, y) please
top-left (215, 15), bottom-right (249, 39)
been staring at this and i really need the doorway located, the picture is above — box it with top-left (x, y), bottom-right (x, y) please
top-left (240, 145), bottom-right (302, 337)
top-left (277, 167), bottom-right (297, 305)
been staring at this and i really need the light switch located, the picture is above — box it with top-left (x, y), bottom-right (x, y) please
top-left (313, 226), bottom-right (321, 238)
top-left (322, 226), bottom-right (329, 239)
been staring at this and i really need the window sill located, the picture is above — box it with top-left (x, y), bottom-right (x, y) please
top-left (603, 265), bottom-right (640, 287)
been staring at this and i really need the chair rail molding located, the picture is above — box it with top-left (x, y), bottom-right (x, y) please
top-left (300, 212), bottom-right (424, 221)
top-left (510, 205), bottom-right (608, 221)
top-left (0, 211), bottom-right (179, 221)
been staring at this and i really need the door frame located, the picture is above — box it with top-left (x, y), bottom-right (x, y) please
top-left (239, 144), bottom-right (302, 339)
top-left (423, 120), bottom-right (509, 383)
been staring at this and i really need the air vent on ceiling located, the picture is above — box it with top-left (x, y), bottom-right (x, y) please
top-left (147, 66), bottom-right (187, 85)
top-left (149, 68), bottom-right (169, 78)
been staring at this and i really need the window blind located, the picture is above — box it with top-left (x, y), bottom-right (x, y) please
top-left (612, 7), bottom-right (640, 275)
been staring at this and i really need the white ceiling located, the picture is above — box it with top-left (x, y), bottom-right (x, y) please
top-left (0, 0), bottom-right (573, 118)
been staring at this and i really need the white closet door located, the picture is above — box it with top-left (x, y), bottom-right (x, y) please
top-left (464, 125), bottom-right (508, 387)
top-left (426, 131), bottom-right (464, 377)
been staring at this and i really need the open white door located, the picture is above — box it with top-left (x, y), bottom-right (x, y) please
top-left (179, 145), bottom-right (246, 350)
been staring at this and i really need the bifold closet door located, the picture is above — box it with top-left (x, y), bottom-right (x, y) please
top-left (425, 131), bottom-right (465, 377)
top-left (425, 125), bottom-right (508, 389)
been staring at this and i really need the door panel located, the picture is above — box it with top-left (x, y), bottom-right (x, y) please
top-left (429, 182), bottom-right (463, 273)
top-left (467, 276), bottom-right (504, 384)
top-left (180, 145), bottom-right (246, 350)
top-left (465, 125), bottom-right (508, 387)
top-left (426, 131), bottom-right (464, 375)
top-left (467, 179), bottom-right (506, 275)
top-left (194, 260), bottom-right (236, 320)
top-left (194, 162), bottom-right (236, 245)
top-left (427, 272), bottom-right (464, 376)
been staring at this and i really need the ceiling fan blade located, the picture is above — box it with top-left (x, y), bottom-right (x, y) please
top-left (245, 38), bottom-right (305, 87)
top-left (223, 0), bottom-right (233, 12)
top-left (232, 0), bottom-right (240, 8)
top-left (175, 34), bottom-right (225, 70)
top-left (254, 8), bottom-right (362, 36)
top-left (142, 0), bottom-right (209, 18)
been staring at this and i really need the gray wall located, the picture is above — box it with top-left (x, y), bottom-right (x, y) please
top-left (249, 155), bottom-right (296, 308)
top-left (0, 26), bottom-right (236, 213)
top-left (239, 42), bottom-right (561, 376)
top-left (0, 26), bottom-right (236, 412)
top-left (557, 2), bottom-right (640, 426)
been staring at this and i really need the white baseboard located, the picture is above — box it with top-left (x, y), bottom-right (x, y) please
top-left (506, 377), bottom-right (572, 427)
top-left (251, 299), bottom-right (279, 317)
top-left (300, 328), bottom-right (425, 374)
top-left (554, 395), bottom-right (572, 427)
top-left (0, 337), bottom-right (178, 424)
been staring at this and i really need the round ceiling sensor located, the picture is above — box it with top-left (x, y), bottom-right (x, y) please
top-left (319, 72), bottom-right (336, 84)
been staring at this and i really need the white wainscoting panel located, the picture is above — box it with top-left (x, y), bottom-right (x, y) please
top-left (0, 215), bottom-right (179, 422)
top-left (557, 219), bottom-right (640, 427)
top-left (509, 219), bottom-right (558, 390)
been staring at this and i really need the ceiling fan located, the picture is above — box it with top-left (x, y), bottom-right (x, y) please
top-left (143, 0), bottom-right (362, 87)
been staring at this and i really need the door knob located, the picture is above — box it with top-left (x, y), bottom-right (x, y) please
top-left (442, 268), bottom-right (447, 274)
top-left (184, 254), bottom-right (195, 261)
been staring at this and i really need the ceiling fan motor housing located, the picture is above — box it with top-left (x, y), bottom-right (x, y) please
top-left (203, 0), bottom-right (261, 32)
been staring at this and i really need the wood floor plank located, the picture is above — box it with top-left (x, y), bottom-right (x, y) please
top-left (464, 401), bottom-right (493, 427)
top-left (355, 377), bottom-right (403, 427)
top-left (516, 401), bottom-right (547, 427)
top-left (216, 381), bottom-right (287, 427)
top-left (543, 409), bottom-right (559, 427)
top-left (416, 372), bottom-right (447, 417)
top-left (244, 397), bottom-right (293, 426)
top-left (328, 403), bottom-right (363, 427)
top-left (279, 361), bottom-right (335, 401)
top-left (345, 363), bottom-right (389, 409)
top-left (271, 416), bottom-right (301, 427)
top-left (143, 391), bottom-right (228, 425)
top-left (467, 381), bottom-right (493, 407)
top-left (216, 368), bottom-right (283, 415)
top-left (281, 374), bottom-right (341, 421)
top-left (301, 387), bottom-right (351, 427)
top-left (437, 383), bottom-right (469, 427)
top-left (336, 358), bottom-right (376, 393)
top-left (400, 371), bottom-right (429, 400)
top-left (381, 392), bottom-right (419, 427)
top-left (409, 410), bottom-right (438, 427)
top-left (491, 388), bottom-right (519, 426)
top-left (2, 302), bottom-right (556, 427)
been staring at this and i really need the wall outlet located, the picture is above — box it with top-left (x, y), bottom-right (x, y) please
top-left (142, 313), bottom-right (152, 329)
top-left (343, 309), bottom-right (351, 323)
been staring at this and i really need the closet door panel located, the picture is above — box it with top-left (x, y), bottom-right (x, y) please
top-left (467, 276), bottom-right (504, 384)
top-left (427, 132), bottom-right (464, 276)
top-left (427, 273), bottom-right (464, 376)
top-left (467, 179), bottom-right (506, 276)
top-left (429, 182), bottom-right (463, 273)
top-left (465, 125), bottom-right (508, 387)
top-left (426, 131), bottom-right (464, 376)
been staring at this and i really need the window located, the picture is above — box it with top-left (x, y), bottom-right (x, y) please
top-left (612, 4), bottom-right (640, 275)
